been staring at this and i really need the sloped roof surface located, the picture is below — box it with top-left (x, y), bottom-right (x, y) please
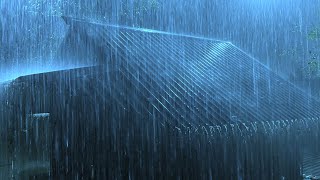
top-left (42, 17), bottom-right (320, 127)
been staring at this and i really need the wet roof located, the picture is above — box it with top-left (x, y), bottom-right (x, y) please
top-left (11, 17), bottom-right (320, 128)
top-left (83, 19), bottom-right (320, 122)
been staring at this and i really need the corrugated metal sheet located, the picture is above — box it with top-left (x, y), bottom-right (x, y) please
top-left (303, 150), bottom-right (320, 178)
top-left (63, 17), bottom-right (320, 129)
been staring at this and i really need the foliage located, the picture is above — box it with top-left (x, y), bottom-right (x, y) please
top-left (120, 0), bottom-right (161, 17)
top-left (24, 0), bottom-right (65, 16)
top-left (307, 61), bottom-right (319, 74)
top-left (308, 27), bottom-right (320, 40)
top-left (306, 26), bottom-right (320, 77)
top-left (281, 26), bottom-right (320, 79)
top-left (23, 0), bottom-right (161, 24)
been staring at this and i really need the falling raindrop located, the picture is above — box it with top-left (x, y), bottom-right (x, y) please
top-left (1, 0), bottom-right (320, 179)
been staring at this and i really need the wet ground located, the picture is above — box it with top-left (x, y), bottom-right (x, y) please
top-left (0, 142), bottom-right (11, 179)
top-left (0, 140), bottom-right (50, 179)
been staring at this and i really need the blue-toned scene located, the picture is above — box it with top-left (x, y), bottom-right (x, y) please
top-left (1, 0), bottom-right (320, 179)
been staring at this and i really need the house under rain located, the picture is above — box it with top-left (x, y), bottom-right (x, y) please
top-left (1, 1), bottom-right (320, 180)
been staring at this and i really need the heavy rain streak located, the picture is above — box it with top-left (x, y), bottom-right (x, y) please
top-left (1, 0), bottom-right (320, 179)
